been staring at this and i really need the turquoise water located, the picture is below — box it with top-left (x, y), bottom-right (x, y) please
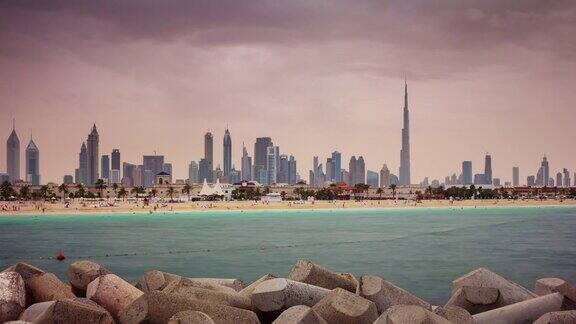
top-left (1, 206), bottom-right (575, 304)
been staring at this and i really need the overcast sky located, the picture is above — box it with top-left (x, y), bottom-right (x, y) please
top-left (1, 0), bottom-right (575, 184)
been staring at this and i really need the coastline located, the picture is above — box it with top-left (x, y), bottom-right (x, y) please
top-left (1, 198), bottom-right (576, 216)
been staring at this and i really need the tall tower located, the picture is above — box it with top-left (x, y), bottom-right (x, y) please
top-left (204, 132), bottom-right (214, 182)
top-left (484, 154), bottom-right (492, 185)
top-left (254, 137), bottom-right (272, 183)
top-left (86, 124), bottom-right (99, 186)
top-left (399, 80), bottom-right (411, 186)
top-left (223, 129), bottom-right (232, 178)
top-left (76, 142), bottom-right (88, 185)
top-left (25, 134), bottom-right (40, 186)
top-left (6, 119), bottom-right (20, 183)
top-left (241, 142), bottom-right (252, 181)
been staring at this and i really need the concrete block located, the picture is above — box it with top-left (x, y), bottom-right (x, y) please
top-left (163, 280), bottom-right (252, 310)
top-left (67, 260), bottom-right (111, 295)
top-left (18, 301), bottom-right (54, 322)
top-left (374, 305), bottom-right (452, 324)
top-left (312, 288), bottom-right (378, 324)
top-left (272, 305), bottom-right (327, 324)
top-left (168, 311), bottom-right (215, 324)
top-left (288, 260), bottom-right (357, 292)
top-left (535, 278), bottom-right (576, 310)
top-left (28, 273), bottom-right (75, 303)
top-left (445, 285), bottom-right (500, 314)
top-left (239, 274), bottom-right (276, 298)
top-left (251, 278), bottom-right (330, 313)
top-left (87, 274), bottom-right (144, 321)
top-left (473, 292), bottom-right (564, 324)
top-left (0, 271), bottom-right (26, 323)
top-left (31, 298), bottom-right (114, 324)
top-left (358, 275), bottom-right (431, 314)
top-left (3, 263), bottom-right (45, 306)
top-left (433, 305), bottom-right (474, 324)
top-left (533, 310), bottom-right (576, 324)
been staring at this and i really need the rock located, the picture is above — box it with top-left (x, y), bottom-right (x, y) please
top-left (473, 292), bottom-right (564, 324)
top-left (535, 278), bottom-right (576, 310)
top-left (28, 273), bottom-right (75, 303)
top-left (445, 286), bottom-right (500, 314)
top-left (358, 275), bottom-right (431, 314)
top-left (18, 301), bottom-right (55, 322)
top-left (168, 311), bottom-right (215, 324)
top-left (31, 298), bottom-right (114, 324)
top-left (239, 274), bottom-right (277, 297)
top-left (374, 305), bottom-right (452, 324)
top-left (87, 274), bottom-right (144, 321)
top-left (451, 267), bottom-right (536, 313)
top-left (67, 260), bottom-right (111, 296)
top-left (288, 260), bottom-right (357, 292)
top-left (162, 280), bottom-right (252, 310)
top-left (312, 288), bottom-right (378, 324)
top-left (2, 263), bottom-right (45, 306)
top-left (433, 305), bottom-right (474, 324)
top-left (533, 310), bottom-right (576, 324)
top-left (0, 271), bottom-right (26, 323)
top-left (251, 278), bottom-right (330, 313)
top-left (118, 290), bottom-right (260, 324)
top-left (272, 305), bottom-right (327, 324)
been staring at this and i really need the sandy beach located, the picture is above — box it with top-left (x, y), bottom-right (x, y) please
top-left (1, 198), bottom-right (575, 216)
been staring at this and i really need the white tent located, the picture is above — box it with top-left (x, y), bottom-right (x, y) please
top-left (199, 179), bottom-right (214, 196)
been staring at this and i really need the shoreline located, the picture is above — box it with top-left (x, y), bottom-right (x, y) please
top-left (1, 198), bottom-right (576, 217)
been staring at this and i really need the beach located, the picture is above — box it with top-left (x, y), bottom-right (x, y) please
top-left (1, 198), bottom-right (576, 216)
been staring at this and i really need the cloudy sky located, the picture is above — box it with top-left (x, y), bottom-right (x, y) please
top-left (1, 0), bottom-right (575, 184)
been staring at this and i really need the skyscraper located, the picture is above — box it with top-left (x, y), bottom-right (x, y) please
top-left (76, 142), bottom-right (88, 185)
top-left (86, 124), bottom-right (99, 186)
top-left (366, 170), bottom-right (379, 188)
top-left (101, 155), bottom-right (110, 182)
top-left (204, 132), bottom-right (214, 182)
top-left (278, 155), bottom-right (289, 183)
top-left (484, 154), bottom-right (492, 185)
top-left (331, 151), bottom-right (342, 182)
top-left (399, 80), bottom-right (411, 186)
top-left (143, 155), bottom-right (164, 187)
top-left (188, 161), bottom-right (199, 184)
top-left (266, 146), bottom-right (279, 184)
top-left (198, 158), bottom-right (210, 183)
top-left (223, 129), bottom-right (232, 179)
top-left (556, 172), bottom-right (563, 188)
top-left (541, 156), bottom-right (549, 187)
top-left (349, 156), bottom-right (357, 186)
top-left (357, 156), bottom-right (366, 185)
top-left (288, 155), bottom-right (297, 185)
top-left (241, 143), bottom-right (252, 181)
top-left (380, 164), bottom-right (390, 188)
top-left (512, 167), bottom-right (520, 187)
top-left (6, 120), bottom-right (20, 183)
top-left (462, 161), bottom-right (472, 185)
top-left (122, 162), bottom-right (136, 187)
top-left (326, 157), bottom-right (334, 182)
top-left (25, 135), bottom-right (40, 185)
top-left (563, 168), bottom-right (570, 187)
top-left (254, 137), bottom-right (272, 183)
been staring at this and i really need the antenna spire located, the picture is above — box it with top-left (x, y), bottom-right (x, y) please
top-left (12, 118), bottom-right (15, 131)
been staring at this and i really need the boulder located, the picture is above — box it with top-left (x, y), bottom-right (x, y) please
top-left (18, 301), bottom-right (55, 322)
top-left (118, 290), bottom-right (260, 324)
top-left (374, 305), bottom-right (452, 324)
top-left (445, 286), bottom-right (500, 314)
top-left (358, 275), bottom-right (431, 314)
top-left (473, 292), bottom-right (564, 324)
top-left (251, 278), bottom-right (330, 313)
top-left (162, 280), bottom-right (252, 310)
top-left (239, 274), bottom-right (276, 297)
top-left (451, 267), bottom-right (536, 313)
top-left (433, 305), bottom-right (474, 324)
top-left (535, 278), bottom-right (576, 310)
top-left (28, 273), bottom-right (75, 303)
top-left (2, 263), bottom-right (45, 306)
top-left (312, 288), bottom-right (378, 324)
top-left (288, 260), bottom-right (357, 292)
top-left (168, 311), bottom-right (215, 324)
top-left (87, 274), bottom-right (144, 321)
top-left (31, 298), bottom-right (114, 324)
top-left (67, 261), bottom-right (111, 296)
top-left (272, 305), bottom-right (327, 324)
top-left (533, 310), bottom-right (576, 324)
top-left (0, 271), bottom-right (26, 323)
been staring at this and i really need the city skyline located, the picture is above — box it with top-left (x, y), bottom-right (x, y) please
top-left (1, 1), bottom-right (575, 183)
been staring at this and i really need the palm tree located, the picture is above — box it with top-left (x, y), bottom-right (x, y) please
top-left (426, 186), bottom-right (433, 199)
top-left (19, 185), bottom-right (30, 201)
top-left (39, 185), bottom-right (51, 201)
top-left (75, 183), bottom-right (85, 198)
top-left (117, 187), bottom-right (128, 201)
top-left (167, 186), bottom-right (175, 202)
top-left (58, 183), bottom-right (69, 201)
top-left (95, 179), bottom-right (107, 198)
top-left (376, 188), bottom-right (383, 199)
top-left (112, 183), bottom-right (119, 196)
top-left (182, 184), bottom-right (191, 201)
top-left (149, 188), bottom-right (157, 198)
top-left (389, 184), bottom-right (397, 199)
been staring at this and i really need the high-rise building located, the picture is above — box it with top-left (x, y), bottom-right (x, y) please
top-left (399, 80), bottom-right (411, 186)
top-left (512, 167), bottom-right (520, 187)
top-left (266, 146), bottom-right (279, 185)
top-left (484, 154), bottom-right (492, 185)
top-left (241, 143), bottom-right (252, 181)
top-left (122, 162), bottom-right (136, 187)
top-left (101, 155), bottom-right (110, 182)
top-left (326, 158), bottom-right (334, 182)
top-left (527, 175), bottom-right (535, 187)
top-left (462, 161), bottom-right (472, 185)
top-left (63, 175), bottom-right (73, 184)
top-left (288, 155), bottom-right (297, 185)
top-left (132, 165), bottom-right (144, 187)
top-left (357, 156), bottom-right (366, 185)
top-left (111, 149), bottom-right (121, 180)
top-left (198, 158), bottom-right (210, 183)
top-left (278, 155), bottom-right (289, 183)
top-left (143, 155), bottom-right (164, 187)
top-left (162, 163), bottom-right (173, 183)
top-left (86, 124), bottom-right (99, 186)
top-left (109, 170), bottom-right (120, 184)
top-left (348, 156), bottom-right (357, 186)
top-left (6, 120), bottom-right (20, 183)
top-left (331, 151), bottom-right (342, 182)
top-left (76, 142), bottom-right (88, 185)
top-left (188, 161), bottom-right (199, 184)
top-left (366, 170), bottom-right (379, 188)
top-left (473, 174), bottom-right (485, 185)
top-left (556, 172), bottom-right (563, 188)
top-left (223, 129), bottom-right (232, 179)
top-left (540, 156), bottom-right (549, 187)
top-left (493, 178), bottom-right (501, 187)
top-left (563, 168), bottom-right (571, 187)
top-left (25, 135), bottom-right (40, 185)
top-left (254, 137), bottom-right (272, 183)
top-left (341, 169), bottom-right (350, 185)
top-left (380, 164), bottom-right (390, 188)
top-left (204, 132), bottom-right (214, 182)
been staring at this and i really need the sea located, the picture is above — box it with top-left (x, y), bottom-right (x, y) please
top-left (1, 205), bottom-right (575, 304)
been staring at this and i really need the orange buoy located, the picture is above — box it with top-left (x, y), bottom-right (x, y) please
top-left (56, 250), bottom-right (65, 261)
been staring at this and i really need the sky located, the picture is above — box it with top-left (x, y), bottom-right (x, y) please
top-left (1, 0), bottom-right (575, 184)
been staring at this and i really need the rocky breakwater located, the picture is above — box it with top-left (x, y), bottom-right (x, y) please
top-left (1, 259), bottom-right (575, 323)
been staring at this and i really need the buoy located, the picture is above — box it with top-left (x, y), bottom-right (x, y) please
top-left (56, 250), bottom-right (65, 261)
